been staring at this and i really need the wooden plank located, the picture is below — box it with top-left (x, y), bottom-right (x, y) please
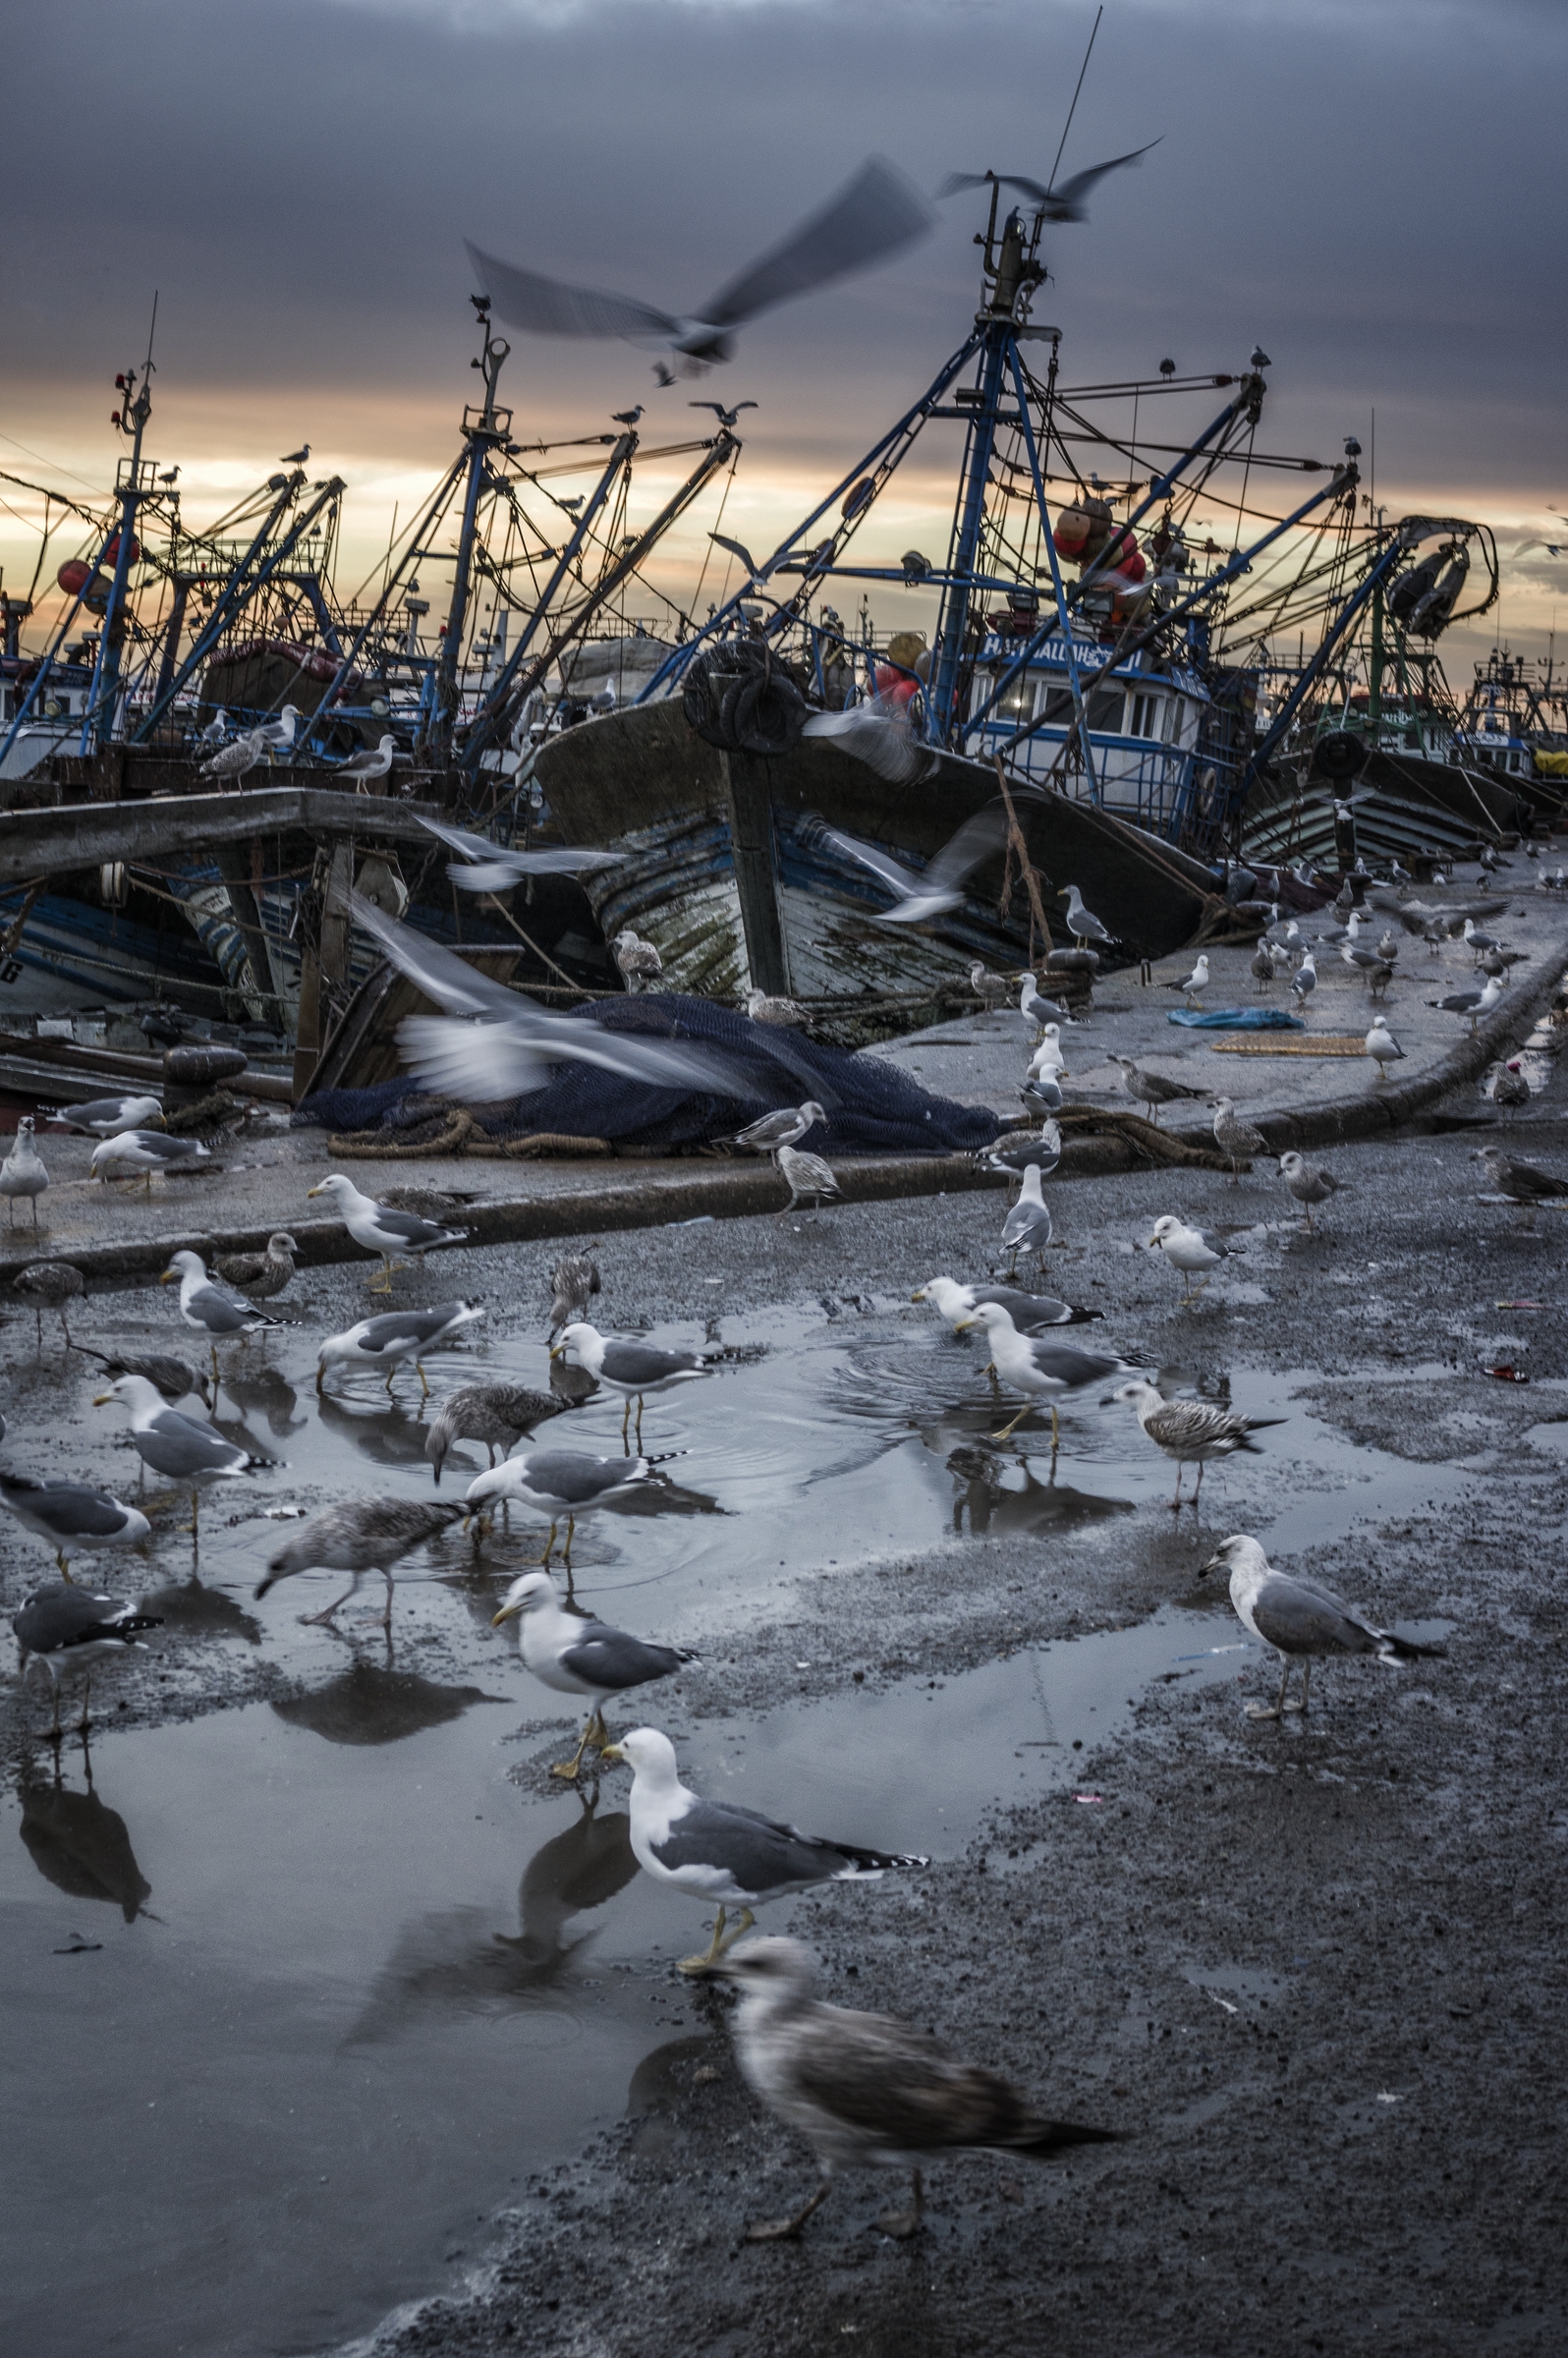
top-left (1212, 1034), bottom-right (1369, 1055)
top-left (0, 788), bottom-right (446, 886)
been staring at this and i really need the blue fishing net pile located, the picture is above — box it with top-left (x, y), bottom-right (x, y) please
top-left (294, 990), bottom-right (1001, 1156)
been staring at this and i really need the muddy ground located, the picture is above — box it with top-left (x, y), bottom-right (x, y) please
top-left (6, 1085), bottom-right (1567, 2358)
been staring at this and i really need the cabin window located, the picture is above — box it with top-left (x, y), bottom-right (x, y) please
top-left (1086, 688), bottom-right (1123, 732)
top-left (1128, 692), bottom-right (1164, 739)
top-left (1037, 686), bottom-right (1075, 724)
top-left (992, 674), bottom-right (1035, 722)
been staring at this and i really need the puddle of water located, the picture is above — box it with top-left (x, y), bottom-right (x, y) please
top-left (0, 1299), bottom-right (1477, 2356)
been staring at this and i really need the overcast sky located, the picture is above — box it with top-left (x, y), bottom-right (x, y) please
top-left (4, 0), bottom-right (1566, 675)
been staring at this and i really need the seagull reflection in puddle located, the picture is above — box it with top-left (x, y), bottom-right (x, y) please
top-left (944, 1443), bottom-right (1135, 1538)
top-left (312, 1390), bottom-right (433, 1470)
top-left (18, 1740), bottom-right (154, 1923)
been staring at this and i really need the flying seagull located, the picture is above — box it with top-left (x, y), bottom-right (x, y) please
top-left (693, 1937), bottom-right (1116, 2243)
top-left (470, 156), bottom-right (932, 370)
top-left (600, 1726), bottom-right (926, 1973)
top-left (417, 813), bottom-right (619, 892)
top-left (802, 702), bottom-right (940, 787)
top-left (691, 400), bottom-right (757, 428)
top-left (1200, 1534), bottom-right (1445, 1719)
top-left (936, 144), bottom-right (1157, 221)
top-left (814, 807), bottom-right (1009, 923)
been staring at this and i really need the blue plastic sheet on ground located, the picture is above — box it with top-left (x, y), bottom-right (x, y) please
top-left (1166, 1008), bottom-right (1305, 1031)
top-left (294, 990), bottom-right (1003, 1156)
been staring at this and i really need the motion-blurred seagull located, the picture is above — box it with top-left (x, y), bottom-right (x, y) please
top-left (161, 1249), bottom-right (281, 1379)
top-left (417, 813), bottom-right (619, 893)
top-left (599, 1725), bottom-right (926, 1972)
top-left (690, 399), bottom-right (757, 427)
top-left (1147, 1213), bottom-right (1242, 1303)
top-left (255, 1497), bottom-right (465, 1632)
top-left (1164, 953), bottom-right (1208, 1009)
top-left (316, 1300), bottom-right (484, 1398)
top-left (814, 806), bottom-right (1008, 922)
top-left (1000, 1163), bottom-right (1052, 1273)
top-left (803, 702), bottom-right (939, 786)
top-left (307, 1172), bottom-right (467, 1292)
top-left (937, 145), bottom-right (1156, 222)
top-left (14, 1582), bottom-right (163, 1736)
top-left (1106, 1380), bottom-right (1282, 1510)
top-left (693, 1937), bottom-right (1116, 2244)
top-left (346, 893), bottom-right (794, 1110)
top-left (1365, 1015), bottom-right (1406, 1084)
top-left (1057, 883), bottom-right (1115, 950)
top-left (470, 156), bottom-right (932, 372)
top-left (492, 1569), bottom-right (698, 1779)
top-left (953, 1302), bottom-right (1128, 1447)
top-left (1199, 1534), bottom-right (1445, 1719)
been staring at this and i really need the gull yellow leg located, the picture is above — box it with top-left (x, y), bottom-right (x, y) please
top-left (417, 1359), bottom-right (429, 1401)
top-left (620, 1395), bottom-right (631, 1447)
top-left (991, 1401), bottom-right (1033, 1442)
top-left (536, 1519), bottom-right (559, 1568)
top-left (551, 1716), bottom-right (598, 1779)
top-left (744, 2178), bottom-right (835, 2244)
top-left (678, 1904), bottom-right (728, 1976)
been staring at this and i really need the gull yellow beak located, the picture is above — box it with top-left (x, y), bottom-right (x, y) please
top-left (307, 1183), bottom-right (326, 1199)
top-left (910, 1288), bottom-right (926, 1303)
top-left (597, 1743), bottom-right (625, 1768)
top-left (158, 1268), bottom-right (178, 1285)
top-left (92, 1391), bottom-right (113, 1407)
top-left (548, 1343), bottom-right (564, 1361)
top-left (952, 1314), bottom-right (979, 1333)
top-left (490, 1597), bottom-right (521, 1626)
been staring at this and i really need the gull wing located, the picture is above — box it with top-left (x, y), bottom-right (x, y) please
top-left (1249, 1572), bottom-right (1379, 1658)
top-left (803, 705), bottom-right (927, 784)
top-left (351, 894), bottom-right (526, 1018)
top-left (926, 804), bottom-right (1011, 890)
top-left (557, 1629), bottom-right (683, 1693)
top-left (1044, 141), bottom-right (1159, 219)
top-left (936, 170), bottom-right (1051, 205)
top-left (699, 156), bottom-right (932, 330)
top-left (816, 822), bottom-right (922, 898)
top-left (465, 241), bottom-right (680, 343)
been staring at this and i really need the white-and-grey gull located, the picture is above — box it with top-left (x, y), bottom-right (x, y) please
top-left (553, 1319), bottom-right (711, 1446)
top-left (1, 1117), bottom-right (48, 1227)
top-left (0, 1472), bottom-right (152, 1576)
top-left (1147, 1214), bottom-right (1243, 1302)
top-left (93, 1373), bottom-right (271, 1533)
top-left (953, 1302), bottom-right (1130, 1446)
top-left (694, 1937), bottom-right (1116, 2242)
top-left (13, 1582), bottom-right (163, 1734)
top-left (491, 1569), bottom-right (698, 1777)
top-left (161, 1249), bottom-right (282, 1376)
top-left (999, 1164), bottom-right (1052, 1272)
top-left (1200, 1533), bottom-right (1445, 1718)
top-left (1365, 1015), bottom-right (1406, 1083)
top-left (307, 1173), bottom-right (467, 1293)
top-left (599, 1726), bottom-right (926, 1973)
top-left (910, 1276), bottom-right (1102, 1332)
top-left (1164, 952), bottom-right (1209, 1008)
top-left (1427, 975), bottom-right (1503, 1032)
top-left (1106, 1379), bottom-right (1284, 1509)
top-left (91, 1130), bottom-right (210, 1188)
top-left (48, 1093), bottom-right (162, 1138)
top-left (315, 1299), bottom-right (484, 1397)
top-left (417, 812), bottom-right (619, 891)
top-left (1057, 883), bottom-right (1115, 950)
top-left (977, 1119), bottom-right (1062, 1182)
top-left (466, 1446), bottom-right (669, 1573)
top-left (813, 807), bottom-right (1007, 926)
top-left (255, 1496), bottom-right (465, 1629)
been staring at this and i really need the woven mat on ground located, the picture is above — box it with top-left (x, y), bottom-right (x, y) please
top-left (297, 990), bottom-right (1002, 1158)
top-left (1212, 1035), bottom-right (1369, 1056)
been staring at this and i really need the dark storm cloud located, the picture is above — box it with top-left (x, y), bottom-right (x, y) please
top-left (3, 0), bottom-right (1565, 497)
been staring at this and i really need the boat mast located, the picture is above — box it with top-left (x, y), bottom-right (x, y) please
top-left (82, 298), bottom-right (159, 754)
top-left (419, 311), bottom-right (513, 768)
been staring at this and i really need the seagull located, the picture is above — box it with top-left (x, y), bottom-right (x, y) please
top-left (1291, 950), bottom-right (1317, 1011)
top-left (492, 1570), bottom-right (698, 1779)
top-left (73, 1346), bottom-right (212, 1419)
top-left (416, 814), bottom-right (619, 893)
top-left (212, 1231), bottom-right (299, 1301)
top-left (13, 1261), bottom-right (85, 1347)
top-left (470, 156), bottom-right (932, 371)
top-left (90, 1130), bottom-right (210, 1190)
top-left (1340, 943), bottom-right (1394, 994)
top-left (1106, 1379), bottom-right (1283, 1510)
top-left (1, 1116), bottom-right (48, 1227)
top-left (1199, 1534), bottom-right (1445, 1719)
top-left (307, 1173), bottom-right (467, 1293)
top-left (1000, 1163), bottom-right (1052, 1273)
top-left (1250, 345), bottom-right (1271, 369)
top-left (1484, 1058), bottom-right (1530, 1113)
top-left (911, 1275), bottom-right (1103, 1332)
top-left (952, 1303), bottom-right (1129, 1447)
top-left (280, 445), bottom-right (310, 465)
top-left (1463, 919), bottom-right (1502, 963)
top-left (1019, 1073), bottom-right (1064, 1120)
top-left (196, 707), bottom-right (229, 746)
top-left (316, 1300), bottom-right (484, 1398)
top-left (254, 1496), bottom-right (464, 1631)
top-left (708, 530), bottom-right (760, 579)
top-left (93, 1373), bottom-right (269, 1535)
top-left (1209, 1096), bottom-right (1266, 1183)
top-left (50, 1094), bottom-right (162, 1138)
top-left (777, 1143), bottom-right (841, 1219)
top-left (1476, 1147), bottom-right (1568, 1228)
top-left (1147, 1213), bottom-right (1243, 1303)
top-left (466, 1448), bottom-right (669, 1576)
top-left (197, 730), bottom-right (266, 785)
top-left (1105, 1055), bottom-right (1205, 1126)
top-left (1428, 976), bottom-right (1504, 1032)
top-left (937, 145), bottom-right (1156, 223)
top-left (552, 1319), bottom-right (711, 1447)
top-left (1029, 1027), bottom-right (1068, 1081)
top-left (599, 1726), bottom-right (926, 1974)
top-left (815, 807), bottom-right (1007, 923)
top-left (1250, 942), bottom-right (1276, 991)
top-left (1018, 976), bottom-right (1072, 1038)
top-left (612, 404), bottom-right (645, 424)
top-left (690, 400), bottom-right (757, 428)
top-left (345, 893), bottom-right (764, 1108)
top-left (547, 1251), bottom-right (602, 1337)
top-left (1365, 1015), bottom-right (1406, 1084)
top-left (693, 1937), bottom-right (1117, 2245)
top-left (746, 986), bottom-right (808, 1028)
top-left (252, 703), bottom-right (302, 756)
top-left (425, 1382), bottom-right (569, 1483)
top-left (1056, 884), bottom-right (1116, 951)
top-left (0, 1473), bottom-right (152, 1579)
top-left (160, 1249), bottom-right (282, 1378)
top-left (1277, 1150), bottom-right (1345, 1233)
top-left (13, 1583), bottom-right (163, 1736)
top-left (611, 929), bottom-right (664, 989)
top-left (977, 1119), bottom-right (1061, 1182)
top-left (1164, 953), bottom-right (1208, 1009)
top-left (968, 961), bottom-right (1014, 1011)
top-left (332, 734), bottom-right (398, 789)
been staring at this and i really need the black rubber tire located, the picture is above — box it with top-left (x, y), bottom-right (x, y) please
top-left (1315, 731), bottom-right (1367, 781)
top-left (726, 665), bottom-right (807, 758)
